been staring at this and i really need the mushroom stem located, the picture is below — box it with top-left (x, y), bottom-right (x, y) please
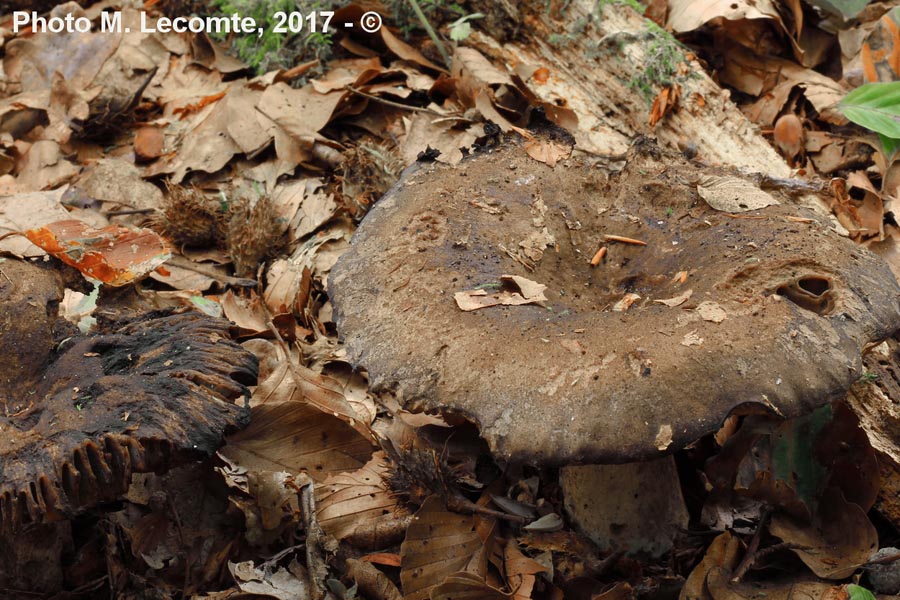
top-left (561, 458), bottom-right (689, 557)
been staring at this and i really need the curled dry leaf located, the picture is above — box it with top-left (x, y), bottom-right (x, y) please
top-left (344, 558), bottom-right (403, 600)
top-left (228, 559), bottom-right (310, 599)
top-left (430, 572), bottom-right (510, 600)
top-left (219, 347), bottom-right (375, 482)
top-left (704, 565), bottom-right (858, 600)
top-left (612, 292), bottom-right (642, 312)
top-left (681, 532), bottom-right (744, 600)
top-left (697, 301), bottom-right (728, 323)
top-left (770, 487), bottom-right (879, 580)
top-left (24, 219), bottom-right (171, 286)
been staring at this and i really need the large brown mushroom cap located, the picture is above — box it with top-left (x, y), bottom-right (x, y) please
top-left (0, 261), bottom-right (257, 533)
top-left (329, 136), bottom-right (900, 465)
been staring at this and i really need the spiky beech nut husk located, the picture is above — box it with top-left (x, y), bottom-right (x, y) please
top-left (226, 195), bottom-right (285, 278)
top-left (153, 184), bottom-right (225, 248)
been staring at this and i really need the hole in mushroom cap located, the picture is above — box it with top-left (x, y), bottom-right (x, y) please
top-left (776, 276), bottom-right (834, 315)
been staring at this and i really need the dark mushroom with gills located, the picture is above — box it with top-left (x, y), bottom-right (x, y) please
top-left (328, 134), bottom-right (900, 554)
top-left (0, 259), bottom-right (257, 592)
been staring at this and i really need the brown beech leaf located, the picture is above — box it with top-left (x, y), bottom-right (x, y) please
top-left (400, 496), bottom-right (483, 600)
top-left (705, 565), bottom-right (853, 600)
top-left (430, 572), bottom-right (509, 600)
top-left (220, 397), bottom-right (374, 482)
top-left (315, 451), bottom-right (409, 542)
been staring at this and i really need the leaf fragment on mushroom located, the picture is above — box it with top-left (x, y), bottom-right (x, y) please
top-left (654, 289), bottom-right (693, 307)
top-left (655, 424), bottom-right (674, 451)
top-left (696, 301), bottom-right (728, 322)
top-left (518, 228), bottom-right (555, 262)
top-left (454, 275), bottom-right (547, 311)
top-left (612, 293), bottom-right (641, 312)
top-left (681, 331), bottom-right (704, 346)
top-left (697, 175), bottom-right (780, 212)
top-left (524, 138), bottom-right (572, 167)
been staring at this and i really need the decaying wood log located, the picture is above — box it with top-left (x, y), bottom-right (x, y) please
top-left (469, 1), bottom-right (791, 175)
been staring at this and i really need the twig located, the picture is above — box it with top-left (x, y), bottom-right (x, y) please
top-left (259, 544), bottom-right (305, 569)
top-left (756, 174), bottom-right (829, 196)
top-left (590, 246), bottom-right (607, 266)
top-left (864, 551), bottom-right (900, 567)
top-left (446, 493), bottom-right (526, 523)
top-left (276, 59), bottom-right (319, 83)
top-left (498, 243), bottom-right (535, 271)
top-left (730, 507), bottom-right (771, 582)
top-left (297, 474), bottom-right (329, 600)
top-left (345, 85), bottom-right (444, 115)
top-left (105, 208), bottom-right (156, 216)
top-left (406, 0), bottom-right (452, 69)
top-left (166, 494), bottom-right (192, 599)
top-left (165, 254), bottom-right (257, 288)
top-left (604, 234), bottom-right (647, 246)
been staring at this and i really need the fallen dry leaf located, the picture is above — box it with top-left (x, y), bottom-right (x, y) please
top-left (400, 496), bottom-right (483, 600)
top-left (316, 451), bottom-right (410, 543)
top-left (24, 219), bottom-right (171, 286)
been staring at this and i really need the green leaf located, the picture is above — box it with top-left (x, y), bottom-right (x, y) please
top-left (880, 133), bottom-right (900, 162)
top-left (840, 82), bottom-right (900, 138)
top-left (804, 0), bottom-right (869, 20)
top-left (848, 584), bottom-right (877, 600)
top-left (772, 404), bottom-right (831, 509)
top-left (449, 21), bottom-right (472, 41)
top-left (448, 13), bottom-right (484, 42)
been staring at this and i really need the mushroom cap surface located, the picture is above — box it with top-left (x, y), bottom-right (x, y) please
top-left (329, 137), bottom-right (900, 465)
top-left (0, 261), bottom-right (257, 532)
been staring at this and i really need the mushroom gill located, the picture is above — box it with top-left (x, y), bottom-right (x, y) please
top-left (0, 259), bottom-right (257, 534)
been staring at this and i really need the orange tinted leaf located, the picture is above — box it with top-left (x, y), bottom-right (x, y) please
top-left (173, 90), bottom-right (227, 120)
top-left (362, 552), bottom-right (402, 567)
top-left (24, 219), bottom-right (171, 286)
top-left (532, 67), bottom-right (550, 84)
